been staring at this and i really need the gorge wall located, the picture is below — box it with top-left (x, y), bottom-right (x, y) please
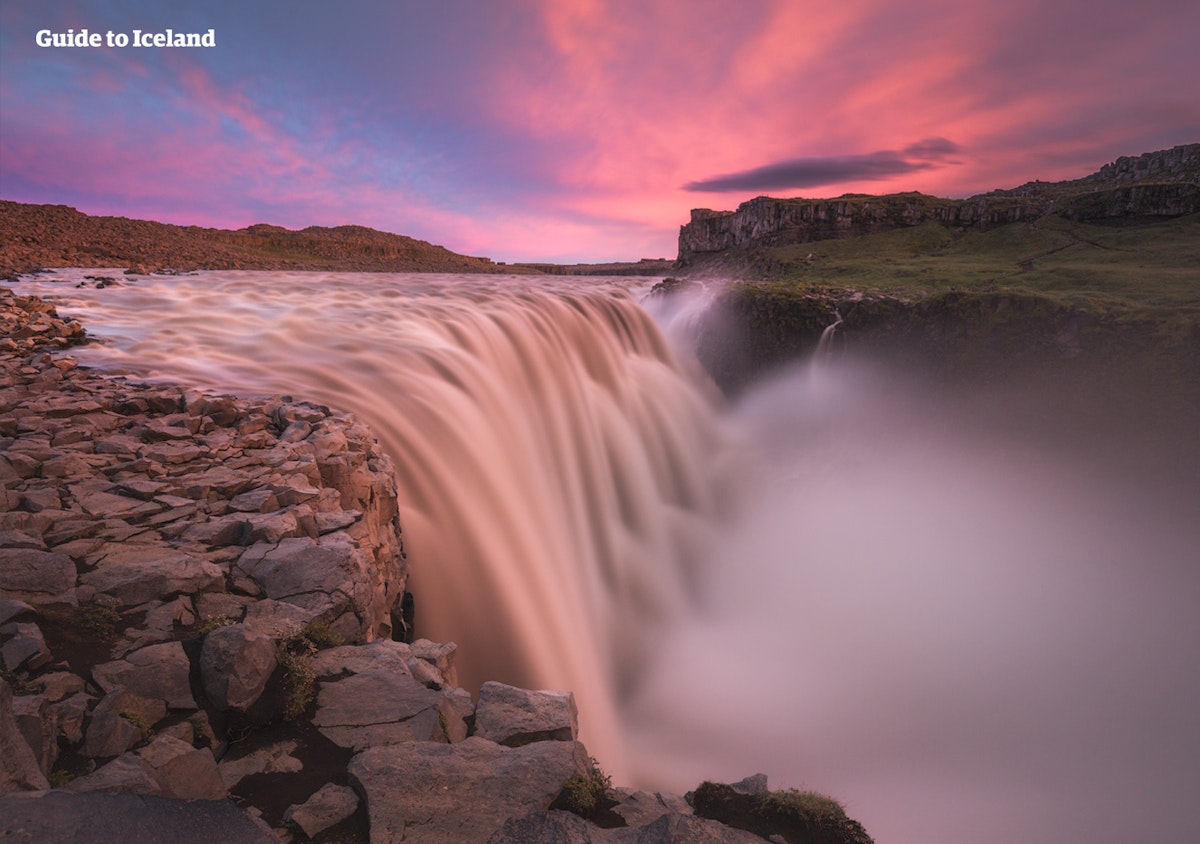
top-left (676, 143), bottom-right (1200, 267)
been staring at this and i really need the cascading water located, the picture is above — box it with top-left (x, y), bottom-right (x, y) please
top-left (10, 269), bottom-right (1200, 844)
top-left (9, 270), bottom-right (744, 780)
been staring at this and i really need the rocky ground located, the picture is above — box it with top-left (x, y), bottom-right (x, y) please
top-left (0, 202), bottom-right (509, 278)
top-left (0, 289), bottom-right (874, 843)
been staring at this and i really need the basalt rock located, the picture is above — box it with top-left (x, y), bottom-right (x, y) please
top-left (677, 143), bottom-right (1200, 268)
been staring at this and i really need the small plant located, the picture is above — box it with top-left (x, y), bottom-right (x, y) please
top-left (48, 769), bottom-right (75, 788)
top-left (272, 621), bottom-right (344, 723)
top-left (196, 615), bottom-right (236, 635)
top-left (555, 756), bottom-right (612, 819)
top-left (300, 620), bottom-right (344, 649)
top-left (73, 600), bottom-right (120, 640)
top-left (0, 668), bottom-right (39, 695)
top-left (118, 709), bottom-right (153, 743)
top-left (759, 788), bottom-right (848, 823)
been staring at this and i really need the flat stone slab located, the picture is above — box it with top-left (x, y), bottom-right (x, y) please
top-left (312, 668), bottom-right (445, 750)
top-left (474, 681), bottom-right (578, 747)
top-left (348, 736), bottom-right (589, 844)
top-left (0, 790), bottom-right (275, 844)
top-left (0, 548), bottom-right (76, 605)
top-left (80, 546), bottom-right (224, 607)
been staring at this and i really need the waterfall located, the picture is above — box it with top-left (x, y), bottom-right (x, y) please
top-left (813, 308), bottom-right (843, 369)
top-left (13, 269), bottom-right (1200, 844)
top-left (14, 270), bottom-right (743, 779)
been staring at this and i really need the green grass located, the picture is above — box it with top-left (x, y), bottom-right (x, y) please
top-left (764, 214), bottom-right (1200, 306)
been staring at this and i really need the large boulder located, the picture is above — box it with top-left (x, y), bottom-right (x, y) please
top-left (80, 545), bottom-right (223, 607)
top-left (348, 736), bottom-right (590, 844)
top-left (474, 681), bottom-right (578, 747)
top-left (200, 624), bottom-right (278, 712)
top-left (235, 534), bottom-right (379, 639)
top-left (312, 668), bottom-right (461, 750)
top-left (0, 548), bottom-right (76, 605)
top-left (90, 641), bottom-right (197, 710)
top-left (283, 782), bottom-right (359, 839)
top-left (0, 679), bottom-right (48, 793)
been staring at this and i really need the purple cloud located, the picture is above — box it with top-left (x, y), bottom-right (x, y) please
top-left (683, 138), bottom-right (962, 193)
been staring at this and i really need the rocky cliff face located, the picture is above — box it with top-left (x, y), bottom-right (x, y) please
top-left (677, 143), bottom-right (1200, 266)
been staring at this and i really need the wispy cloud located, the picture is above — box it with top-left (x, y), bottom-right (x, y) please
top-left (683, 138), bottom-right (962, 193)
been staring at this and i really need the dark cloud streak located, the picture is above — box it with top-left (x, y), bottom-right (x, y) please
top-left (684, 137), bottom-right (961, 193)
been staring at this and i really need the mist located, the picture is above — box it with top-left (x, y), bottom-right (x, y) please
top-left (624, 354), bottom-right (1200, 844)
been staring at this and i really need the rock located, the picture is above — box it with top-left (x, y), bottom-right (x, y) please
top-left (68, 752), bottom-right (160, 794)
top-left (309, 638), bottom-right (415, 678)
top-left (487, 809), bottom-right (767, 843)
top-left (312, 668), bottom-right (449, 750)
top-left (90, 641), bottom-right (197, 710)
top-left (194, 592), bottom-right (253, 625)
top-left (217, 739), bottom-right (304, 790)
top-left (348, 736), bottom-right (590, 844)
top-left (200, 624), bottom-right (278, 712)
top-left (0, 599), bottom-right (35, 626)
top-left (12, 694), bottom-right (57, 776)
top-left (728, 773), bottom-right (769, 796)
top-left (0, 547), bottom-right (77, 605)
top-left (36, 670), bottom-right (86, 702)
top-left (283, 782), bottom-right (359, 838)
top-left (0, 790), bottom-right (278, 844)
top-left (135, 734), bottom-right (226, 800)
top-left (48, 691), bottom-right (92, 744)
top-left (0, 679), bottom-right (50, 793)
top-left (81, 545), bottom-right (223, 607)
top-left (241, 598), bottom-right (314, 638)
top-left (71, 735), bottom-right (224, 800)
top-left (611, 787), bottom-right (696, 828)
top-left (474, 681), bottom-right (578, 747)
top-left (409, 638), bottom-right (459, 687)
top-left (1, 621), bottom-right (53, 672)
top-left (143, 596), bottom-right (196, 630)
top-left (82, 690), bottom-right (166, 759)
top-left (235, 533), bottom-right (383, 639)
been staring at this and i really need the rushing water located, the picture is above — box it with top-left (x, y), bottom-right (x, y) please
top-left (11, 269), bottom-right (1200, 844)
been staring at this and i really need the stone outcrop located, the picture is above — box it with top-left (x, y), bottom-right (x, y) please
top-left (348, 737), bottom-right (591, 844)
top-left (677, 143), bottom-right (1200, 266)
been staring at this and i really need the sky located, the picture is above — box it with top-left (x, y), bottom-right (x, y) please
top-left (2, 1), bottom-right (1198, 263)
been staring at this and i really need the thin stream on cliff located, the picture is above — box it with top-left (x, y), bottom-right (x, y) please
top-left (11, 270), bottom-right (1200, 844)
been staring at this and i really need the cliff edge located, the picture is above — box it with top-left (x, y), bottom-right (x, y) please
top-left (677, 143), bottom-right (1200, 269)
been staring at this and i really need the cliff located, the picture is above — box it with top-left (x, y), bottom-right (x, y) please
top-left (677, 143), bottom-right (1200, 267)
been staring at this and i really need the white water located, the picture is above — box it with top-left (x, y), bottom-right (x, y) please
top-left (11, 270), bottom-right (1200, 843)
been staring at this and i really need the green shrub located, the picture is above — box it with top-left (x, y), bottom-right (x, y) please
top-left (759, 788), bottom-right (850, 828)
top-left (73, 601), bottom-right (120, 640)
top-left (556, 756), bottom-right (612, 819)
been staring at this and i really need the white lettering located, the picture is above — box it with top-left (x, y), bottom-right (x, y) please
top-left (35, 28), bottom-right (102, 47)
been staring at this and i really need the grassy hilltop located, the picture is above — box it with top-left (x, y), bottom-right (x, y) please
top-left (760, 212), bottom-right (1200, 308)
